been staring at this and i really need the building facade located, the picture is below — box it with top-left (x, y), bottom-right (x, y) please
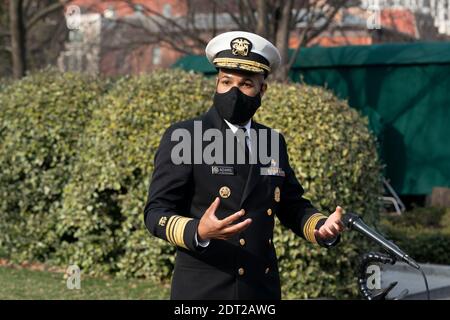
top-left (58, 0), bottom-right (450, 75)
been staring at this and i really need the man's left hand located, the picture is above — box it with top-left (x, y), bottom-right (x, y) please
top-left (314, 206), bottom-right (345, 240)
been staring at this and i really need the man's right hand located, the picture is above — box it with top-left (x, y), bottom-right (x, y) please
top-left (197, 197), bottom-right (252, 242)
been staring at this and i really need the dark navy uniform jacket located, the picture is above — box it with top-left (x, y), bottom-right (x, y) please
top-left (144, 106), bottom-right (338, 300)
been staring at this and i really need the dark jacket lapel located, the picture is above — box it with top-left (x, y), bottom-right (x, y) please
top-left (203, 107), bottom-right (263, 206)
top-left (240, 121), bottom-right (262, 207)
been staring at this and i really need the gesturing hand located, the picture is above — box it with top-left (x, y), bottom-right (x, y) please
top-left (197, 197), bottom-right (252, 242)
top-left (314, 206), bottom-right (345, 240)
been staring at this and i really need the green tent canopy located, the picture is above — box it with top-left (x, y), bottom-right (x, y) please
top-left (173, 55), bottom-right (217, 75)
top-left (172, 42), bottom-right (450, 195)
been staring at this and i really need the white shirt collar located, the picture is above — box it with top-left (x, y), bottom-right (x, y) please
top-left (224, 119), bottom-right (252, 135)
top-left (224, 119), bottom-right (253, 154)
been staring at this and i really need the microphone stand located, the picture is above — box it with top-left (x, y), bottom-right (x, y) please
top-left (358, 252), bottom-right (409, 300)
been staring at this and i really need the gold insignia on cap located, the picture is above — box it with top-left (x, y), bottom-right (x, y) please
top-left (274, 186), bottom-right (281, 202)
top-left (219, 186), bottom-right (231, 198)
top-left (230, 37), bottom-right (252, 57)
top-left (158, 216), bottom-right (168, 227)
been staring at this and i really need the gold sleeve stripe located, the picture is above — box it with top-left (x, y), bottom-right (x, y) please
top-left (174, 217), bottom-right (191, 250)
top-left (165, 215), bottom-right (193, 250)
top-left (304, 215), bottom-right (320, 243)
top-left (303, 213), bottom-right (328, 244)
top-left (171, 216), bottom-right (183, 245)
top-left (168, 215), bottom-right (182, 246)
top-left (165, 216), bottom-right (174, 244)
top-left (170, 216), bottom-right (183, 246)
top-left (166, 216), bottom-right (181, 245)
top-left (173, 216), bottom-right (185, 248)
top-left (308, 215), bottom-right (326, 243)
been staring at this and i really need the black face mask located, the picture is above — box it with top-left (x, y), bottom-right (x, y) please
top-left (213, 86), bottom-right (261, 125)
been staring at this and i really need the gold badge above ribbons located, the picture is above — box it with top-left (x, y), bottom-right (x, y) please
top-left (219, 186), bottom-right (231, 199)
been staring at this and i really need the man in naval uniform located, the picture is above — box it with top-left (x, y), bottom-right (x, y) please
top-left (144, 31), bottom-right (345, 300)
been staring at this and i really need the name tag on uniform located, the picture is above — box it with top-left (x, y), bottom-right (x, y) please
top-left (211, 166), bottom-right (235, 176)
top-left (260, 167), bottom-right (285, 177)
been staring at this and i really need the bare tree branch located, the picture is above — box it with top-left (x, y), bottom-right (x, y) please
top-left (256, 0), bottom-right (268, 38)
top-left (117, 0), bottom-right (209, 50)
top-left (10, 0), bottom-right (26, 78)
top-left (211, 0), bottom-right (249, 31)
top-left (303, 0), bottom-right (345, 46)
top-left (26, 0), bottom-right (69, 30)
top-left (94, 0), bottom-right (348, 80)
top-left (110, 14), bottom-right (198, 55)
top-left (241, 0), bottom-right (257, 27)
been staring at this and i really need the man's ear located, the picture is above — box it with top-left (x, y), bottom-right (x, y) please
top-left (260, 82), bottom-right (268, 97)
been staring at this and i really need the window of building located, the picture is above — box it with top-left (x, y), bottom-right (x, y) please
top-left (163, 4), bottom-right (172, 17)
top-left (152, 46), bottom-right (162, 65)
top-left (69, 29), bottom-right (83, 42)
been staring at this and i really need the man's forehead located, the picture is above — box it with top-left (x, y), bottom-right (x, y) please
top-left (218, 69), bottom-right (263, 81)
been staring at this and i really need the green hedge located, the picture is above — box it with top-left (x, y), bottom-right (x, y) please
top-left (0, 69), bottom-right (105, 263)
top-left (255, 85), bottom-right (383, 298)
top-left (56, 71), bottom-right (213, 278)
top-left (380, 207), bottom-right (450, 265)
top-left (0, 78), bottom-right (11, 93)
top-left (0, 69), bottom-right (384, 299)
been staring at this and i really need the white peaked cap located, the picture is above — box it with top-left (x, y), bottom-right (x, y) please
top-left (205, 31), bottom-right (281, 75)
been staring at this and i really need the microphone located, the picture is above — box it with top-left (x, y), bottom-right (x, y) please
top-left (342, 213), bottom-right (420, 270)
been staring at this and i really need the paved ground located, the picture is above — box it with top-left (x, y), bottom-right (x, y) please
top-left (381, 262), bottom-right (450, 300)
